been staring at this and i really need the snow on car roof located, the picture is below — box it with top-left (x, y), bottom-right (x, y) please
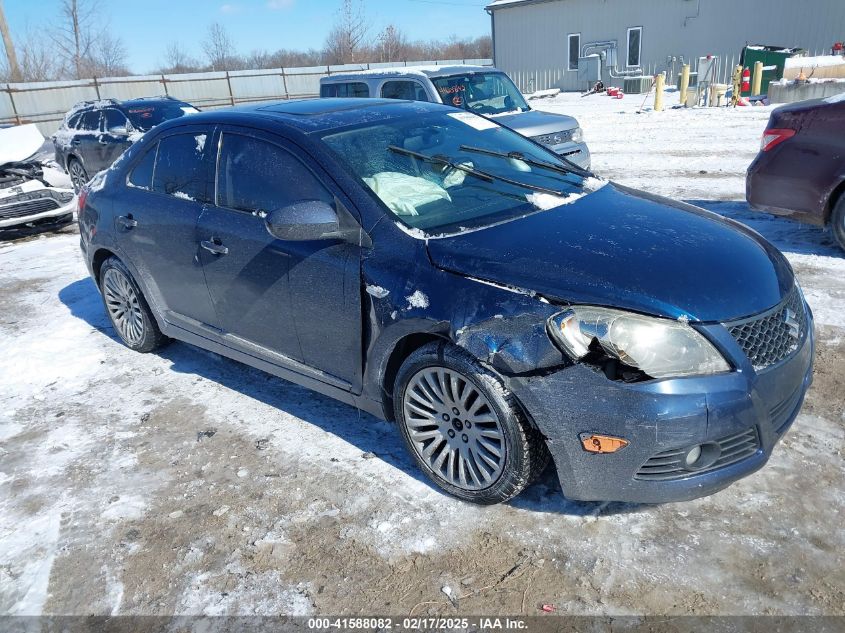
top-left (321, 65), bottom-right (497, 83)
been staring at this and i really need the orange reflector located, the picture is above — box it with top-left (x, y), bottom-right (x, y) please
top-left (580, 433), bottom-right (629, 454)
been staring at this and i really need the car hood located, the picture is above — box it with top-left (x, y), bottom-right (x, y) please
top-left (0, 123), bottom-right (44, 167)
top-left (426, 183), bottom-right (794, 322)
top-left (492, 109), bottom-right (578, 136)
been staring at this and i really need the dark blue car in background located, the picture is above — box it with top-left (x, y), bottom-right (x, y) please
top-left (77, 98), bottom-right (814, 505)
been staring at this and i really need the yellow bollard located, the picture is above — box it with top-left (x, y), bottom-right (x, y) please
top-left (654, 72), bottom-right (665, 111)
top-left (752, 60), bottom-right (764, 96)
top-left (679, 64), bottom-right (690, 106)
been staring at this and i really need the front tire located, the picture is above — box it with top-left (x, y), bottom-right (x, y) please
top-left (393, 341), bottom-right (545, 505)
top-left (99, 257), bottom-right (168, 353)
top-left (831, 194), bottom-right (845, 252)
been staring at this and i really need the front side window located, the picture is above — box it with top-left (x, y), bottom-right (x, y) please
top-left (66, 113), bottom-right (82, 129)
top-left (152, 132), bottom-right (209, 201)
top-left (320, 82), bottom-right (370, 98)
top-left (216, 133), bottom-right (332, 215)
top-left (79, 110), bottom-right (101, 131)
top-left (429, 72), bottom-right (529, 116)
top-left (128, 142), bottom-right (158, 190)
top-left (568, 34), bottom-right (581, 71)
top-left (103, 109), bottom-right (130, 133)
top-left (627, 27), bottom-right (642, 67)
top-left (320, 111), bottom-right (590, 234)
top-left (381, 80), bottom-right (429, 102)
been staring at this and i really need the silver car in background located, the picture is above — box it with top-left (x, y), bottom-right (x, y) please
top-left (319, 65), bottom-right (591, 170)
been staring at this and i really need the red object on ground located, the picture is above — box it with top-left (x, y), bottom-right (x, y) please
top-left (741, 67), bottom-right (751, 93)
top-left (607, 87), bottom-right (619, 97)
top-left (615, 90), bottom-right (624, 99)
top-left (541, 604), bottom-right (556, 613)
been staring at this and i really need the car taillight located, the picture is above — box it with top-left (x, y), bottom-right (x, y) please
top-left (78, 188), bottom-right (88, 214)
top-left (760, 128), bottom-right (795, 152)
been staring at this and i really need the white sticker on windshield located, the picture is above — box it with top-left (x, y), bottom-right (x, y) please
top-left (447, 111), bottom-right (498, 131)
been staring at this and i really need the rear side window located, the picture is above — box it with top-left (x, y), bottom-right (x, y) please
top-left (66, 113), bottom-right (82, 129)
top-left (216, 133), bottom-right (332, 214)
top-left (381, 81), bottom-right (429, 102)
top-left (152, 133), bottom-right (209, 202)
top-left (321, 82), bottom-right (369, 98)
top-left (128, 142), bottom-right (158, 190)
top-left (79, 110), bottom-right (101, 131)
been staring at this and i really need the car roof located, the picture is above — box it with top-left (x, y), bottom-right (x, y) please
top-left (161, 98), bottom-right (451, 134)
top-left (321, 65), bottom-right (498, 83)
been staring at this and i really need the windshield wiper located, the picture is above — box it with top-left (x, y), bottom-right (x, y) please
top-left (387, 145), bottom-right (565, 196)
top-left (458, 144), bottom-right (594, 179)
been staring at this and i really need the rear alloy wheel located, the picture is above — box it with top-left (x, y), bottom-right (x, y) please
top-left (832, 195), bottom-right (845, 252)
top-left (100, 257), bottom-right (168, 353)
top-left (394, 342), bottom-right (547, 504)
top-left (68, 159), bottom-right (88, 193)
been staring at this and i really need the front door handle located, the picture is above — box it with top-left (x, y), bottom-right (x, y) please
top-left (201, 239), bottom-right (229, 256)
top-left (117, 215), bottom-right (137, 229)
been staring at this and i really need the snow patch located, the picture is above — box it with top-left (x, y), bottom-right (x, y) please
top-left (405, 290), bottom-right (430, 309)
top-left (365, 285), bottom-right (390, 298)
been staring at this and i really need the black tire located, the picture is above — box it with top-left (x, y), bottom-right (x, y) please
top-left (832, 194), bottom-right (845, 252)
top-left (393, 341), bottom-right (546, 505)
top-left (67, 157), bottom-right (88, 194)
top-left (99, 257), bottom-right (168, 353)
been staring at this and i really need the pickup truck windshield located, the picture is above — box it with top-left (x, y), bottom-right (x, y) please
top-left (430, 72), bottom-right (530, 116)
top-left (320, 110), bottom-right (592, 234)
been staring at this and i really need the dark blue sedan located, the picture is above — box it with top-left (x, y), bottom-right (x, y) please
top-left (77, 98), bottom-right (814, 505)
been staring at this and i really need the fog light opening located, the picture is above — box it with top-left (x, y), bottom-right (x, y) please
top-left (683, 442), bottom-right (720, 471)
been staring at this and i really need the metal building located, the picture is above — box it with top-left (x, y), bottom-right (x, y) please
top-left (486, 0), bottom-right (845, 92)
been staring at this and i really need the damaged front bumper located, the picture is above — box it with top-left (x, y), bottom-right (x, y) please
top-left (507, 319), bottom-right (815, 504)
top-left (0, 187), bottom-right (76, 229)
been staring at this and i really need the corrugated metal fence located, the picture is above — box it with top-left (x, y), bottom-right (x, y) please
top-left (1, 58), bottom-right (493, 136)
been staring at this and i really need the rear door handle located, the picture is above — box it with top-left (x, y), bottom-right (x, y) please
top-left (117, 215), bottom-right (137, 229)
top-left (201, 239), bottom-right (229, 256)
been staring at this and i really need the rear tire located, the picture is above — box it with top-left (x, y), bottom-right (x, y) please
top-left (68, 157), bottom-right (88, 193)
top-left (393, 341), bottom-right (546, 505)
top-left (99, 257), bottom-right (168, 353)
top-left (832, 195), bottom-right (845, 252)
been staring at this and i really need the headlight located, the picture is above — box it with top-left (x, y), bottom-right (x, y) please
top-left (571, 127), bottom-right (583, 143)
top-left (548, 307), bottom-right (730, 379)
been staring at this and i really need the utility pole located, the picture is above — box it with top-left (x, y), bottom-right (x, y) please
top-left (0, 0), bottom-right (22, 82)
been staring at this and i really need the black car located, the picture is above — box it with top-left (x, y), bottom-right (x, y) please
top-left (78, 99), bottom-right (812, 506)
top-left (53, 96), bottom-right (198, 192)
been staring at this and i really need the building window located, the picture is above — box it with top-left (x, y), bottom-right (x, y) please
top-left (568, 33), bottom-right (580, 71)
top-left (627, 27), bottom-right (642, 67)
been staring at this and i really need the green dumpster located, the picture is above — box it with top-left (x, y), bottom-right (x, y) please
top-left (740, 45), bottom-right (805, 97)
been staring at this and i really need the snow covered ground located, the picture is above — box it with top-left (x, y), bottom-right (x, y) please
top-left (1, 91), bottom-right (844, 617)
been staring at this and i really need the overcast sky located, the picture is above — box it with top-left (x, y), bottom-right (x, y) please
top-left (5, 0), bottom-right (491, 73)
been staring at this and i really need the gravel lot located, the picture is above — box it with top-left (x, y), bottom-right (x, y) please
top-left (1, 92), bottom-right (843, 617)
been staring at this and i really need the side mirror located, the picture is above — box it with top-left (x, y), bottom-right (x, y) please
top-left (265, 200), bottom-right (340, 241)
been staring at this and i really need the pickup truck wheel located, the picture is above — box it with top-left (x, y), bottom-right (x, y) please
top-left (832, 195), bottom-right (845, 252)
top-left (99, 257), bottom-right (168, 353)
top-left (394, 341), bottom-right (542, 505)
top-left (68, 158), bottom-right (88, 193)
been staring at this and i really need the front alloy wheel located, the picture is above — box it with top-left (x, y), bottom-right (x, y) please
top-left (394, 342), bottom-right (548, 504)
top-left (403, 367), bottom-right (506, 490)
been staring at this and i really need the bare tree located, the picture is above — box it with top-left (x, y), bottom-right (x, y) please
top-left (376, 24), bottom-right (406, 62)
top-left (0, 0), bottom-right (21, 81)
top-left (161, 42), bottom-right (200, 74)
top-left (323, 0), bottom-right (369, 65)
top-left (54, 0), bottom-right (99, 79)
top-left (202, 22), bottom-right (236, 71)
top-left (20, 31), bottom-right (65, 81)
top-left (90, 30), bottom-right (128, 76)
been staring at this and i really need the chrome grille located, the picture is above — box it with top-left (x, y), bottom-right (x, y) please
top-left (635, 427), bottom-right (760, 481)
top-left (0, 197), bottom-right (60, 220)
top-left (725, 288), bottom-right (807, 371)
top-left (532, 129), bottom-right (573, 146)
